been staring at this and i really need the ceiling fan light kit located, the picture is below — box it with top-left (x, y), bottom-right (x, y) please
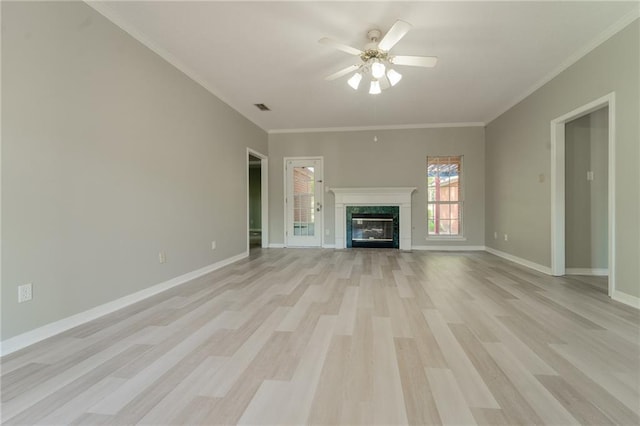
top-left (320, 19), bottom-right (437, 95)
top-left (348, 72), bottom-right (363, 90)
top-left (387, 68), bottom-right (402, 86)
top-left (371, 60), bottom-right (386, 79)
top-left (369, 80), bottom-right (382, 95)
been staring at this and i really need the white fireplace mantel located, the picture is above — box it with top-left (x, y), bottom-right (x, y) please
top-left (330, 187), bottom-right (416, 250)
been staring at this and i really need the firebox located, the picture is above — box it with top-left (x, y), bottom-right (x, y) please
top-left (346, 206), bottom-right (400, 249)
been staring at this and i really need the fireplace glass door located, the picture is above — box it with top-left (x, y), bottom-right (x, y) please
top-left (351, 213), bottom-right (395, 248)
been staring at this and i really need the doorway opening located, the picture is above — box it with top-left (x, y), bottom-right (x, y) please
top-left (247, 148), bottom-right (268, 251)
top-left (564, 107), bottom-right (609, 293)
top-left (550, 93), bottom-right (615, 297)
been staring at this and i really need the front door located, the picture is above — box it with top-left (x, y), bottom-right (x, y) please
top-left (285, 158), bottom-right (323, 247)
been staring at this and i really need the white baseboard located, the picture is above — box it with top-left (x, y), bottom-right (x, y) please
top-left (268, 243), bottom-right (285, 248)
top-left (566, 268), bottom-right (609, 276)
top-left (412, 245), bottom-right (486, 251)
top-left (322, 244), bottom-right (336, 249)
top-left (612, 290), bottom-right (640, 309)
top-left (484, 247), bottom-right (552, 275)
top-left (0, 251), bottom-right (248, 357)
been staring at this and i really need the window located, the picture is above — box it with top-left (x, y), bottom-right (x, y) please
top-left (427, 156), bottom-right (462, 236)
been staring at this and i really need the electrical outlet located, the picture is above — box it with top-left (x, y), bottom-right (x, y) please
top-left (18, 283), bottom-right (32, 303)
top-left (494, 232), bottom-right (498, 240)
top-left (504, 234), bottom-right (508, 241)
top-left (158, 251), bottom-right (166, 264)
top-left (211, 241), bottom-right (216, 250)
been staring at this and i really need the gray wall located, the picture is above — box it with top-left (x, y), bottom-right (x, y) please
top-left (268, 127), bottom-right (485, 247)
top-left (1, 1), bottom-right (267, 340)
top-left (565, 108), bottom-right (608, 269)
top-left (485, 20), bottom-right (638, 297)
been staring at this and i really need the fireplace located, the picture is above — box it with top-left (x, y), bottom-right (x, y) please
top-left (347, 206), bottom-right (399, 249)
top-left (330, 187), bottom-right (416, 250)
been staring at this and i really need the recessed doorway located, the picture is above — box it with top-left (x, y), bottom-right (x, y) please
top-left (247, 148), bottom-right (268, 251)
top-left (550, 93), bottom-right (615, 297)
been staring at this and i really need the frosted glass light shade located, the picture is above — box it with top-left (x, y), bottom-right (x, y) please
top-left (347, 72), bottom-right (362, 90)
top-left (387, 69), bottom-right (402, 86)
top-left (371, 61), bottom-right (386, 79)
top-left (369, 80), bottom-right (382, 95)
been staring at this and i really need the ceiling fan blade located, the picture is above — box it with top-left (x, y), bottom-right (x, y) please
top-left (325, 64), bottom-right (361, 81)
top-left (319, 37), bottom-right (363, 56)
top-left (378, 20), bottom-right (412, 51)
top-left (390, 55), bottom-right (438, 68)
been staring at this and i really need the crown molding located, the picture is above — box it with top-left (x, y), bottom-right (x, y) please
top-left (485, 9), bottom-right (640, 125)
top-left (268, 122), bottom-right (485, 134)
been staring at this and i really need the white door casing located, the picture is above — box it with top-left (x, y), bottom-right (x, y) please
top-left (550, 92), bottom-right (615, 297)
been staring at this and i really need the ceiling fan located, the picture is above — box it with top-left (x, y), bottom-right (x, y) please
top-left (320, 20), bottom-right (437, 94)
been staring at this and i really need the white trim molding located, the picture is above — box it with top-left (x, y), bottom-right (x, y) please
top-left (330, 187), bottom-right (416, 251)
top-left (268, 243), bottom-right (285, 248)
top-left (565, 268), bottom-right (609, 276)
top-left (485, 247), bottom-right (552, 275)
top-left (269, 122), bottom-right (485, 134)
top-left (413, 245), bottom-right (485, 251)
top-left (0, 251), bottom-right (248, 357)
top-left (550, 92), bottom-right (616, 299)
top-left (612, 291), bottom-right (640, 309)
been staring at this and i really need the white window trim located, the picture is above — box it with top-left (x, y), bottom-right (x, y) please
top-left (427, 155), bottom-right (464, 238)
top-left (426, 235), bottom-right (467, 241)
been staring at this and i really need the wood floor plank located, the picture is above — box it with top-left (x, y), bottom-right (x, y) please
top-left (394, 338), bottom-right (441, 425)
top-left (137, 356), bottom-right (227, 425)
top-left (3, 344), bottom-right (151, 425)
top-left (334, 286), bottom-right (359, 335)
top-left (536, 374), bottom-right (616, 425)
top-left (1, 248), bottom-right (637, 426)
top-left (198, 306), bottom-right (289, 397)
top-left (308, 335), bottom-right (352, 425)
top-left (422, 309), bottom-right (499, 409)
top-left (237, 316), bottom-right (336, 425)
top-left (483, 342), bottom-right (578, 425)
top-left (449, 323), bottom-right (545, 424)
top-left (425, 367), bottom-right (477, 425)
top-left (371, 317), bottom-right (408, 425)
top-left (471, 407), bottom-right (511, 425)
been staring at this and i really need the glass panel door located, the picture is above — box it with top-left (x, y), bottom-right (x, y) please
top-left (286, 158), bottom-right (323, 247)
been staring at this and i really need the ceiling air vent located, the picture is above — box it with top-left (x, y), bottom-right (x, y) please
top-left (254, 103), bottom-right (271, 111)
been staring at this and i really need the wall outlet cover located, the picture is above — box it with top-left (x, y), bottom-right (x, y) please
top-left (18, 283), bottom-right (33, 303)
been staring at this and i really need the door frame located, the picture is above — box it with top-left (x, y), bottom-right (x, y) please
top-left (283, 156), bottom-right (324, 247)
top-left (550, 92), bottom-right (615, 296)
top-left (247, 148), bottom-right (269, 250)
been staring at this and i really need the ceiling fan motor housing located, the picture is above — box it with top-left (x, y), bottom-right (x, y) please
top-left (367, 29), bottom-right (382, 42)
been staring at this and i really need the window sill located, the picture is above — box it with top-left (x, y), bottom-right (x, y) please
top-left (425, 236), bottom-right (467, 241)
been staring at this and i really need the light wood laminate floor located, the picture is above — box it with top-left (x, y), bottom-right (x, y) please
top-left (2, 249), bottom-right (639, 425)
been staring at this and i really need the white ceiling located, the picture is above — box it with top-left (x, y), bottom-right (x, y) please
top-left (90, 1), bottom-right (639, 132)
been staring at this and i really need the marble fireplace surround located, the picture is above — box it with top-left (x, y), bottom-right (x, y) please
top-left (330, 187), bottom-right (416, 250)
